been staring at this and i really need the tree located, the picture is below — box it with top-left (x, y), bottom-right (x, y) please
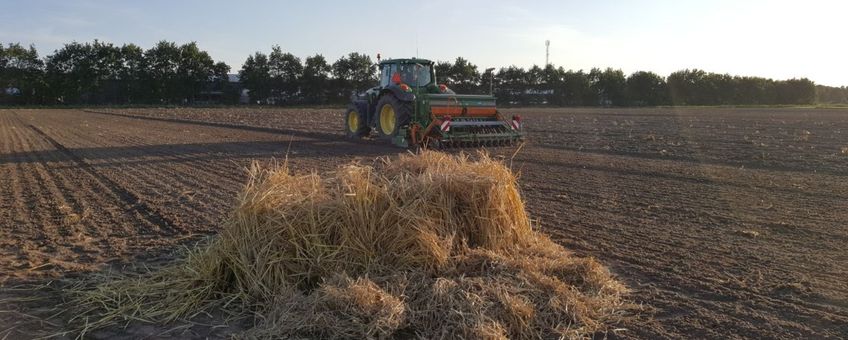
top-left (816, 85), bottom-right (848, 104)
top-left (775, 78), bottom-right (815, 105)
top-left (625, 71), bottom-right (668, 106)
top-left (331, 52), bottom-right (376, 102)
top-left (45, 41), bottom-right (99, 104)
top-left (734, 76), bottom-right (774, 105)
top-left (301, 54), bottom-right (331, 104)
top-left (42, 40), bottom-right (225, 105)
top-left (89, 40), bottom-right (124, 103)
top-left (119, 43), bottom-right (147, 103)
top-left (541, 64), bottom-right (564, 105)
top-left (496, 66), bottom-right (527, 105)
top-left (239, 52), bottom-right (271, 103)
top-left (143, 41), bottom-right (181, 103)
top-left (447, 57), bottom-right (480, 94)
top-left (524, 65), bottom-right (544, 105)
top-left (589, 68), bottom-right (626, 106)
top-left (667, 69), bottom-right (706, 105)
top-left (561, 70), bottom-right (591, 106)
top-left (268, 46), bottom-right (303, 104)
top-left (434, 61), bottom-right (452, 84)
top-left (174, 42), bottom-right (218, 103)
top-left (0, 43), bottom-right (45, 104)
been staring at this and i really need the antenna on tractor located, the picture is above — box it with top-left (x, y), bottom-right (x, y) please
top-left (545, 40), bottom-right (550, 66)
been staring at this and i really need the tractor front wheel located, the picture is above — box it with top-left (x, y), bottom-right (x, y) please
top-left (375, 95), bottom-right (412, 139)
top-left (344, 105), bottom-right (369, 138)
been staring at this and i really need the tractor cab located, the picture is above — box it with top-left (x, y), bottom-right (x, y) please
top-left (377, 59), bottom-right (435, 90)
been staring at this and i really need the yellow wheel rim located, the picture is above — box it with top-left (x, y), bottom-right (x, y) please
top-left (380, 104), bottom-right (396, 135)
top-left (347, 110), bottom-right (359, 133)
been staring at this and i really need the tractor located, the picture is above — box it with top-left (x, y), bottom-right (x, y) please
top-left (344, 57), bottom-right (523, 148)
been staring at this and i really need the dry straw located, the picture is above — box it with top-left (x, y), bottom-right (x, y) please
top-left (68, 151), bottom-right (628, 339)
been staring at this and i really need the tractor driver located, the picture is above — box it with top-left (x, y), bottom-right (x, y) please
top-left (398, 64), bottom-right (416, 85)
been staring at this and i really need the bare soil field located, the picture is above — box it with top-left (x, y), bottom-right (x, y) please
top-left (1, 107), bottom-right (847, 338)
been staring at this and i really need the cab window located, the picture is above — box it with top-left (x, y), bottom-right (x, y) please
top-left (379, 64), bottom-right (396, 87)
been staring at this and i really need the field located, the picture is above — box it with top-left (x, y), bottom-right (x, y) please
top-left (1, 107), bottom-right (847, 338)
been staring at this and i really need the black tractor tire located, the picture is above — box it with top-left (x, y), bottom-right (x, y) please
top-left (374, 94), bottom-right (412, 139)
top-left (344, 105), bottom-right (370, 138)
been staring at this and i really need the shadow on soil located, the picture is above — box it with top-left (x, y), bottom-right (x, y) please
top-left (0, 138), bottom-right (400, 167)
top-left (536, 143), bottom-right (848, 177)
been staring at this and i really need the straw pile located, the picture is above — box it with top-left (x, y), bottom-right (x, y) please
top-left (70, 151), bottom-right (627, 339)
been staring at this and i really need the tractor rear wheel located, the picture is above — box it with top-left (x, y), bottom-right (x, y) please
top-left (375, 95), bottom-right (412, 139)
top-left (344, 105), bottom-right (369, 138)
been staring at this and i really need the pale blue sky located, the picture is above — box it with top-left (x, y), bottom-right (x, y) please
top-left (1, 0), bottom-right (845, 86)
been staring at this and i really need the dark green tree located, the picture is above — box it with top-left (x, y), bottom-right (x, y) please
top-left (447, 57), bottom-right (480, 94)
top-left (0, 43), bottom-right (45, 104)
top-left (331, 52), bottom-right (376, 101)
top-left (268, 46), bottom-right (302, 104)
top-left (239, 52), bottom-right (271, 103)
top-left (118, 43), bottom-right (147, 103)
top-left (625, 71), bottom-right (668, 106)
top-left (815, 85), bottom-right (848, 104)
top-left (175, 42), bottom-right (218, 103)
top-left (496, 66), bottom-right (528, 105)
top-left (525, 65), bottom-right (545, 105)
top-left (775, 78), bottom-right (815, 104)
top-left (45, 41), bottom-right (99, 104)
top-left (434, 61), bottom-right (452, 84)
top-left (667, 69), bottom-right (706, 105)
top-left (589, 67), bottom-right (626, 106)
top-left (143, 41), bottom-right (181, 103)
top-left (541, 65), bottom-right (564, 105)
top-left (301, 54), bottom-right (331, 104)
top-left (561, 70), bottom-right (591, 106)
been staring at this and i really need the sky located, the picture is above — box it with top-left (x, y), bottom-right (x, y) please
top-left (1, 0), bottom-right (846, 86)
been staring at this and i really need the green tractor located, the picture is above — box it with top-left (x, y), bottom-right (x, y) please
top-left (344, 57), bottom-right (523, 148)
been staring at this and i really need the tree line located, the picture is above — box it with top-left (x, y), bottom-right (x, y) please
top-left (2, 41), bottom-right (846, 106)
top-left (1, 41), bottom-right (230, 105)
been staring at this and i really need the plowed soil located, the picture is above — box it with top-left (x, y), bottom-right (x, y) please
top-left (1, 107), bottom-right (846, 339)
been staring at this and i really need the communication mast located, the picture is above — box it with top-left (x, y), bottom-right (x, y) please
top-left (545, 40), bottom-right (550, 66)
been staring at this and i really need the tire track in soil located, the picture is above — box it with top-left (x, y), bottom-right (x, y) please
top-left (19, 121), bottom-right (136, 262)
top-left (4, 111), bottom-right (184, 279)
top-left (40, 110), bottom-right (264, 238)
top-left (100, 132), bottom-right (244, 210)
top-left (79, 109), bottom-right (329, 214)
top-left (84, 109), bottom-right (339, 142)
top-left (35, 111), bottom-right (251, 231)
top-left (11, 117), bottom-right (117, 272)
top-left (2, 112), bottom-right (66, 272)
top-left (69, 110), bottom-right (252, 191)
top-left (2, 112), bottom-right (123, 277)
top-left (0, 112), bottom-right (30, 274)
top-left (25, 123), bottom-right (180, 237)
top-left (0, 113), bottom-right (26, 222)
